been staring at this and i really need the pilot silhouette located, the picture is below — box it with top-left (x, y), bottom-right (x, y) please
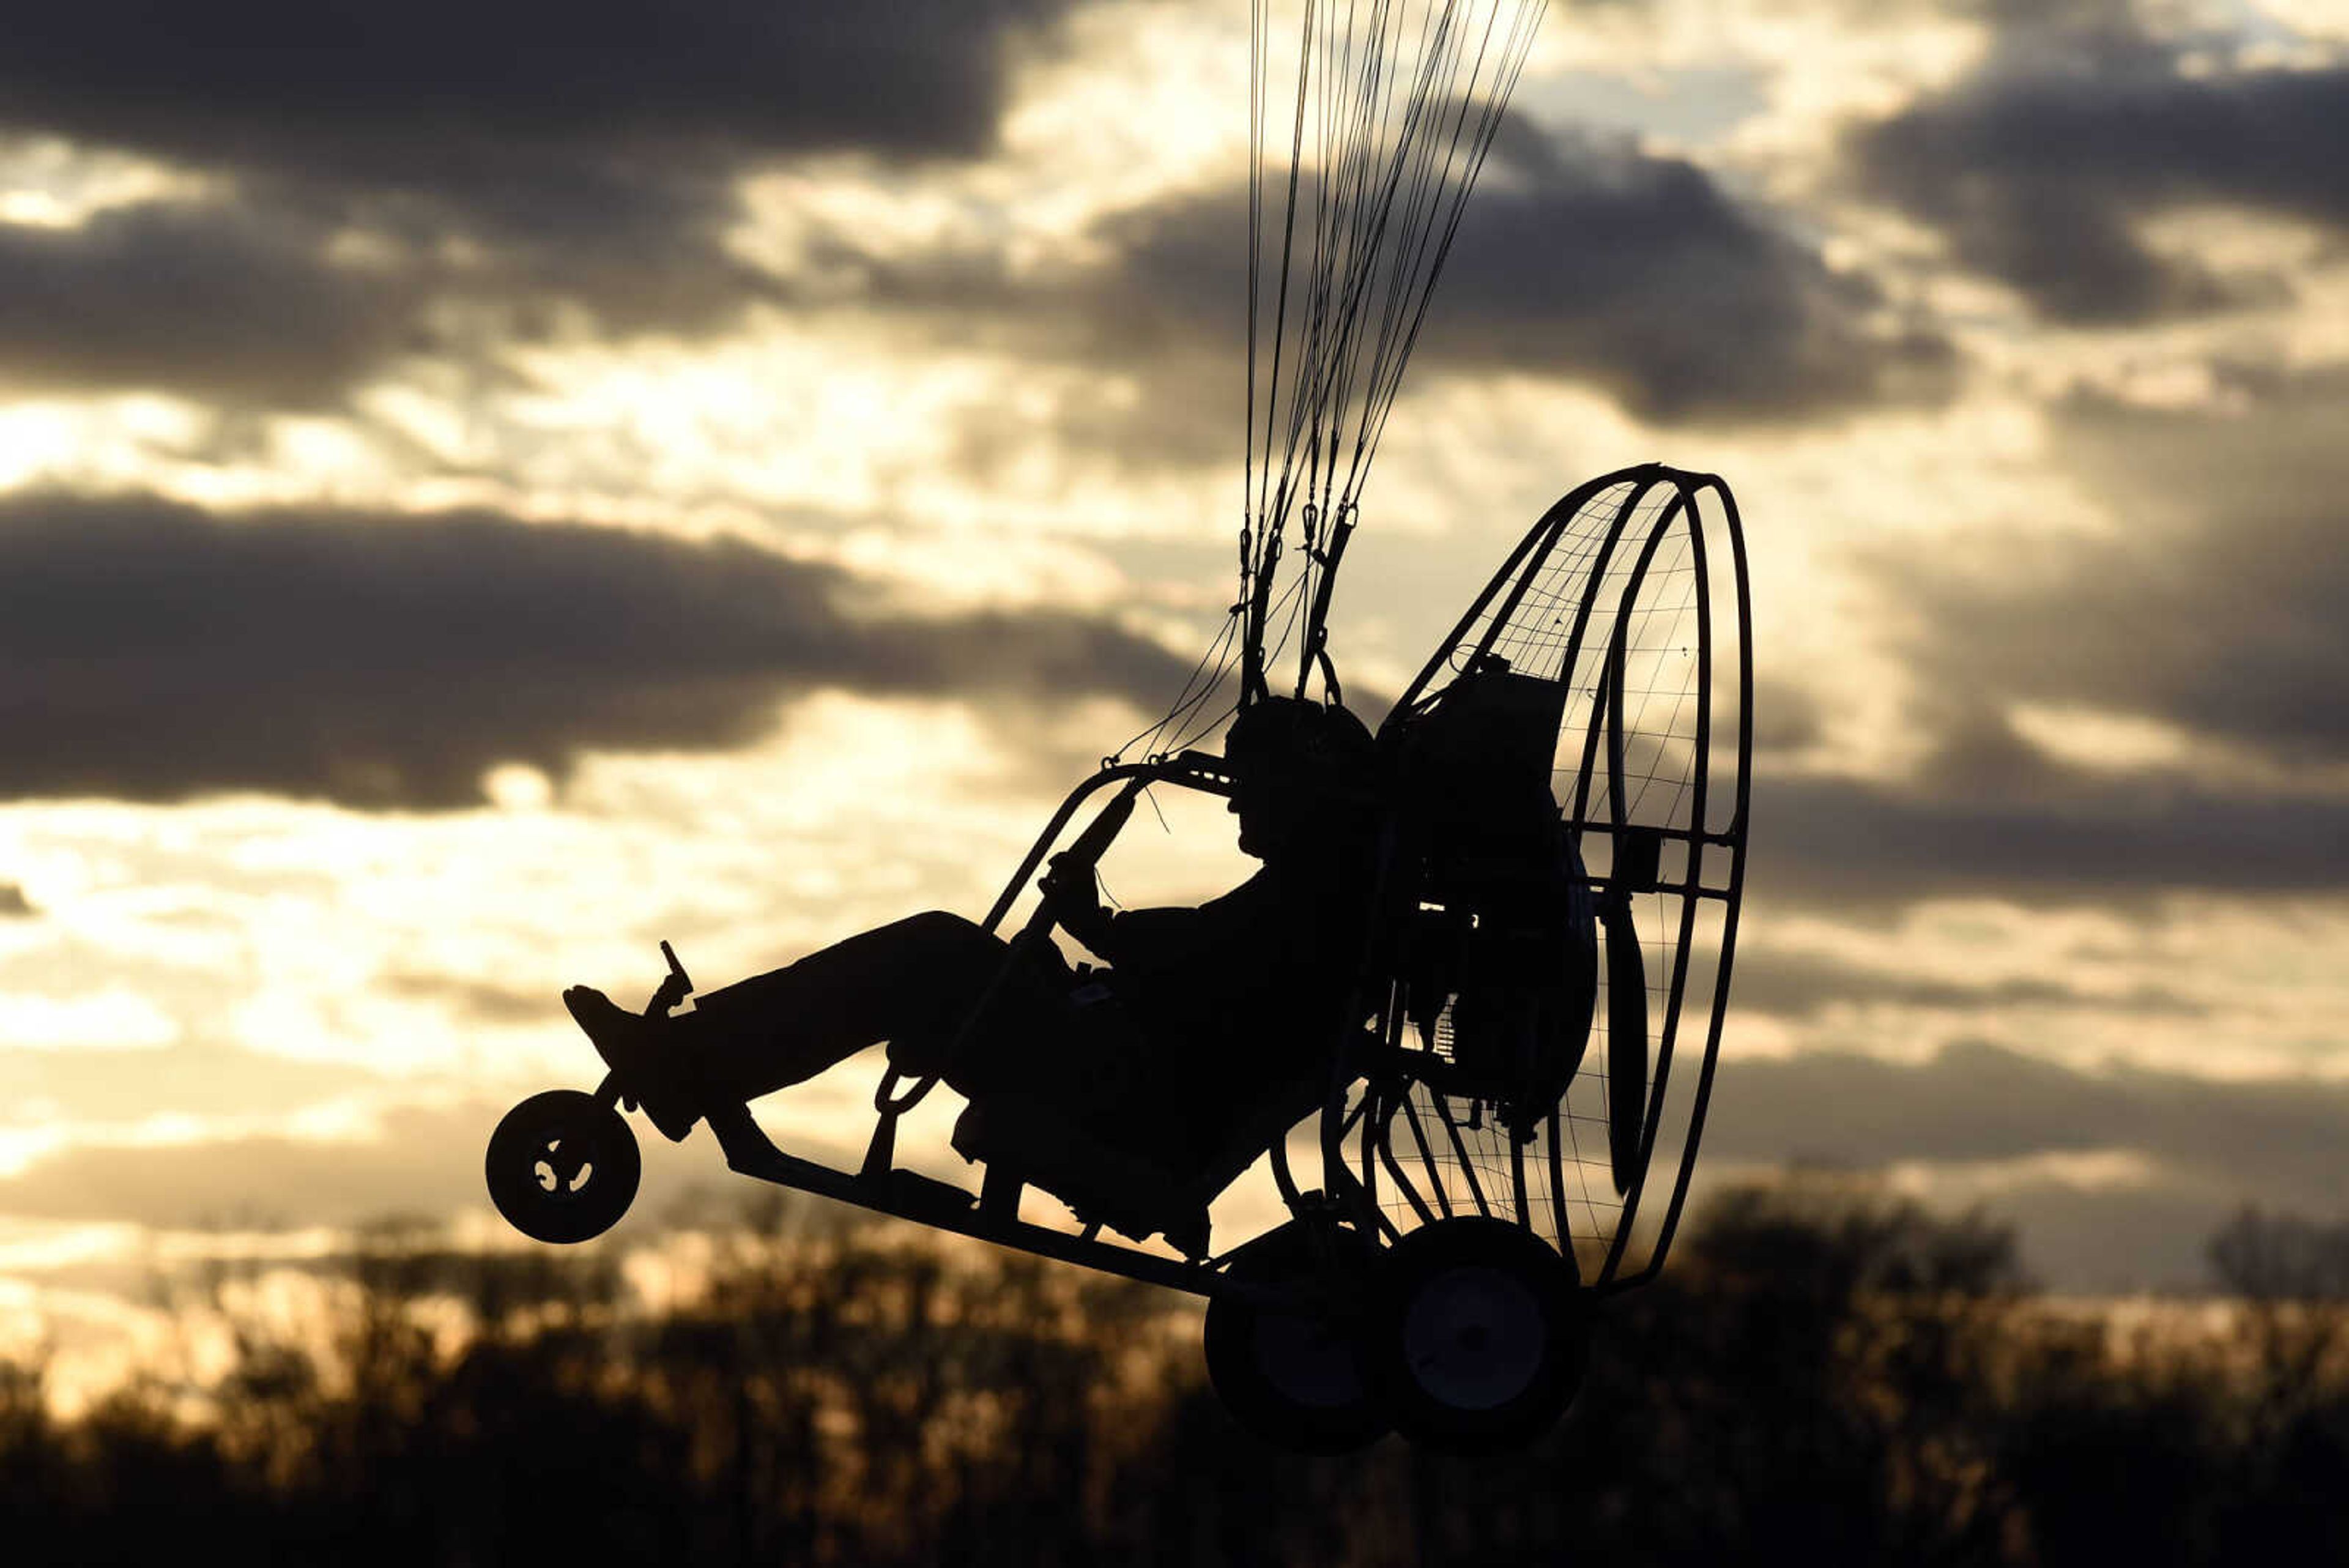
top-left (562, 698), bottom-right (1379, 1191)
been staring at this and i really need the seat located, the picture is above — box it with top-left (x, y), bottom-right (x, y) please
top-left (950, 1054), bottom-right (1331, 1257)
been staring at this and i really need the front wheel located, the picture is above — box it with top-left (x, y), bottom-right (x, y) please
top-left (1367, 1217), bottom-right (1587, 1455)
top-left (486, 1090), bottom-right (641, 1244)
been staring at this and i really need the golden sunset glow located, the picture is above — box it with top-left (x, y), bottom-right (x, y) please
top-left (2, 1), bottom-right (2347, 1412)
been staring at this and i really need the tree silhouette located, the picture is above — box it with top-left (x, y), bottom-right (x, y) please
top-left (0, 1181), bottom-right (2342, 1564)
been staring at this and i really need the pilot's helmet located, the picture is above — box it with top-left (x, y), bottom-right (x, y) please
top-left (1223, 696), bottom-right (1375, 789)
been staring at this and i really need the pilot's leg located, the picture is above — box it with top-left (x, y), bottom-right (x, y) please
top-left (564, 911), bottom-right (1069, 1139)
top-left (686, 910), bottom-right (1074, 1099)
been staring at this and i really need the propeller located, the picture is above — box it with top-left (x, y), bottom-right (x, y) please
top-left (1602, 886), bottom-right (1647, 1195)
top-left (1600, 641), bottom-right (1657, 1195)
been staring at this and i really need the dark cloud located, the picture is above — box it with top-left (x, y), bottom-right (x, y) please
top-left (1746, 675), bottom-right (1827, 754)
top-left (0, 2), bottom-right (1079, 175)
top-left (1732, 944), bottom-right (2206, 1020)
top-left (0, 22), bottom-right (1948, 425)
top-left (811, 121), bottom-right (1952, 456)
top-left (1688, 1154), bottom-right (2240, 1294)
top-left (0, 885), bottom-right (33, 918)
top-left (1750, 361), bottom-right (2349, 908)
top-left (0, 162), bottom-right (773, 406)
top-left (0, 201), bottom-right (426, 405)
top-left (1964, 1175), bottom-right (2236, 1294)
top-left (1853, 52), bottom-right (2349, 323)
top-left (1406, 125), bottom-right (1955, 419)
top-left (1879, 374), bottom-right (2349, 767)
top-left (1704, 1040), bottom-right (2349, 1286)
top-left (0, 492), bottom-right (1193, 809)
top-left (0, 0), bottom-right (1086, 400)
top-left (1753, 733), bottom-right (2349, 905)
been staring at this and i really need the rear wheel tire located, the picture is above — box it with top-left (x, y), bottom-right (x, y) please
top-left (1369, 1216), bottom-right (1587, 1454)
top-left (486, 1090), bottom-right (641, 1244)
top-left (1204, 1221), bottom-right (1390, 1454)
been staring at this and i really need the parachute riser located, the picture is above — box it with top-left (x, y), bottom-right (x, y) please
top-left (1294, 502), bottom-right (1358, 703)
top-left (1241, 526), bottom-right (1286, 708)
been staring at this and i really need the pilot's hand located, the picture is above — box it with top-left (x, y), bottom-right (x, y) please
top-left (1039, 856), bottom-right (1108, 943)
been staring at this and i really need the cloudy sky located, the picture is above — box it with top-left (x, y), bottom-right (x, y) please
top-left (2, 0), bottom-right (2345, 1364)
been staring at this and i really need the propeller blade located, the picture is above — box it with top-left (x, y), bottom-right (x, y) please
top-left (1600, 622), bottom-right (1648, 1193)
top-left (1604, 893), bottom-right (1648, 1194)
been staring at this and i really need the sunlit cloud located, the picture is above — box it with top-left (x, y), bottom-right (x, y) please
top-left (0, 137), bottom-right (217, 229)
top-left (0, 988), bottom-right (179, 1051)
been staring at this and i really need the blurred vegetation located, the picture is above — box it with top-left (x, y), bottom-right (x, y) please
top-left (2, 1183), bottom-right (2343, 1566)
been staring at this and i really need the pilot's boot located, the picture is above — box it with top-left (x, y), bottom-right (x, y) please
top-left (563, 987), bottom-right (704, 1142)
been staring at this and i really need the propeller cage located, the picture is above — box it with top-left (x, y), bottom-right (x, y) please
top-left (1341, 466), bottom-right (1752, 1295)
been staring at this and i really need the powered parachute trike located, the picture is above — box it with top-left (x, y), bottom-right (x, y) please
top-left (486, 0), bottom-right (1753, 1455)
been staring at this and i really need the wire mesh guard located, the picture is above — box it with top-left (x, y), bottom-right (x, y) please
top-left (1361, 469), bottom-right (1750, 1287)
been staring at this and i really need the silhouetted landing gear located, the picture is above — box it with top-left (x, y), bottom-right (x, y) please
top-left (1367, 1217), bottom-right (1589, 1455)
top-left (487, 942), bottom-right (688, 1244)
top-left (1203, 1216), bottom-right (1592, 1454)
top-left (1203, 1219), bottom-right (1389, 1454)
top-left (485, 1088), bottom-right (642, 1244)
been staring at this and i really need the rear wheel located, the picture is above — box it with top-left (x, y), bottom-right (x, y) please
top-left (1203, 1221), bottom-right (1390, 1454)
top-left (486, 1090), bottom-right (641, 1244)
top-left (1368, 1216), bottom-right (1587, 1454)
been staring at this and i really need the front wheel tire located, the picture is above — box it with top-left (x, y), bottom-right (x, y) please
top-left (486, 1089), bottom-right (641, 1244)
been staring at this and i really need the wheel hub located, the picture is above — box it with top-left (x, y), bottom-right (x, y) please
top-left (1402, 1263), bottom-right (1545, 1411)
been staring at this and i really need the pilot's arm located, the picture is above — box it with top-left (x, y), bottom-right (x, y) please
top-left (1041, 863), bottom-right (1272, 977)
